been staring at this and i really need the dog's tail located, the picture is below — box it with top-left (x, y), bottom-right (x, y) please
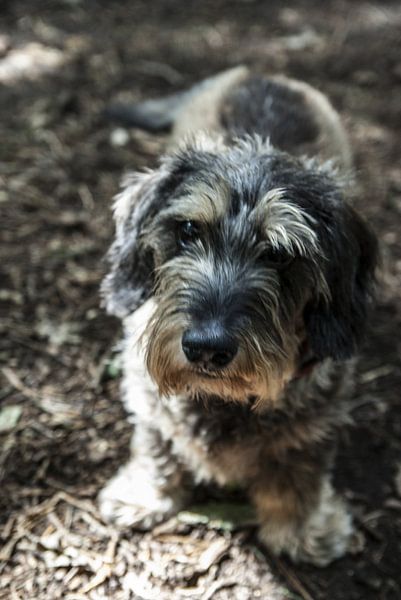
top-left (103, 66), bottom-right (249, 134)
top-left (103, 90), bottom-right (191, 132)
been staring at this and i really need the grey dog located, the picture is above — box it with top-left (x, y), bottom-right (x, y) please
top-left (99, 66), bottom-right (377, 566)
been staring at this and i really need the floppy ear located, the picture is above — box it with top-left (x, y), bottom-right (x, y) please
top-left (304, 205), bottom-right (378, 360)
top-left (101, 165), bottom-right (173, 318)
top-left (101, 139), bottom-right (218, 319)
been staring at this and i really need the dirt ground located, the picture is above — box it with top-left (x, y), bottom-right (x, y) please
top-left (1, 1), bottom-right (400, 598)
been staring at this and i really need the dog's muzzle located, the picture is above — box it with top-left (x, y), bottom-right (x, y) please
top-left (182, 321), bottom-right (238, 370)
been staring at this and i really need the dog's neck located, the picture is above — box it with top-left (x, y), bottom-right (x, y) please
top-left (294, 354), bottom-right (320, 380)
top-left (292, 339), bottom-right (320, 380)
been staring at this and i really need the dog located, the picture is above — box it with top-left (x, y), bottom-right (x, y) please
top-left (99, 66), bottom-right (378, 566)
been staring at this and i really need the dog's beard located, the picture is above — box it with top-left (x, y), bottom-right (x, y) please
top-left (144, 310), bottom-right (300, 410)
top-left (181, 363), bottom-right (297, 409)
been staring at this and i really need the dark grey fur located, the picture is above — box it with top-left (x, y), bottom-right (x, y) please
top-left (221, 77), bottom-right (320, 152)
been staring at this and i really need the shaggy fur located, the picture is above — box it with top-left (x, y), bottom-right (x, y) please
top-left (99, 67), bottom-right (377, 566)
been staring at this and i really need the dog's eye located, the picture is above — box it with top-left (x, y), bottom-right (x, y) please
top-left (177, 220), bottom-right (201, 248)
top-left (260, 247), bottom-right (294, 269)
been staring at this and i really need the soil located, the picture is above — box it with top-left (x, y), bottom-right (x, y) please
top-left (1, 1), bottom-right (400, 599)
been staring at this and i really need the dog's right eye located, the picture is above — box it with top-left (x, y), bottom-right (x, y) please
top-left (258, 246), bottom-right (295, 270)
top-left (176, 220), bottom-right (201, 249)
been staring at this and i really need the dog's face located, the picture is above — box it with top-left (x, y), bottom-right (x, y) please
top-left (102, 136), bottom-right (377, 407)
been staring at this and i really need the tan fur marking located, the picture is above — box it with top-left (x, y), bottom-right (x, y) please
top-left (164, 179), bottom-right (230, 224)
top-left (171, 66), bottom-right (249, 145)
top-left (256, 477), bottom-right (353, 565)
top-left (253, 486), bottom-right (304, 524)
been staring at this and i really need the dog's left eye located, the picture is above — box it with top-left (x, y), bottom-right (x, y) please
top-left (177, 220), bottom-right (201, 248)
top-left (260, 247), bottom-right (295, 269)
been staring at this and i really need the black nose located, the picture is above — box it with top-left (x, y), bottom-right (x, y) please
top-left (182, 322), bottom-right (238, 369)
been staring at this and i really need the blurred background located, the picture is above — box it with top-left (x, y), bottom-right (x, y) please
top-left (0, 1), bottom-right (400, 598)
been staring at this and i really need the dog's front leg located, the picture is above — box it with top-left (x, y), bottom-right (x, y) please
top-left (251, 459), bottom-right (352, 566)
top-left (99, 424), bottom-right (190, 529)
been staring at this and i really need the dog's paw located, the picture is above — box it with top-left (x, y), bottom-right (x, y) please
top-left (294, 492), bottom-right (353, 566)
top-left (98, 462), bottom-right (179, 529)
top-left (259, 482), bottom-right (353, 567)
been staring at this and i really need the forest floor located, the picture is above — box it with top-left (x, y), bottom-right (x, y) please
top-left (1, 1), bottom-right (400, 598)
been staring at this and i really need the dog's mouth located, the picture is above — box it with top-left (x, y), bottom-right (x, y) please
top-left (191, 367), bottom-right (253, 388)
top-left (192, 367), bottom-right (227, 380)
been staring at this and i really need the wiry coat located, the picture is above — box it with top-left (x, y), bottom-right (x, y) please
top-left (99, 67), bottom-right (377, 566)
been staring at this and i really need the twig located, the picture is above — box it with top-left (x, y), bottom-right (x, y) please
top-left (354, 515), bottom-right (384, 543)
top-left (7, 333), bottom-right (71, 366)
top-left (360, 365), bottom-right (393, 384)
top-left (1, 367), bottom-right (41, 401)
top-left (270, 556), bottom-right (315, 600)
top-left (202, 579), bottom-right (236, 600)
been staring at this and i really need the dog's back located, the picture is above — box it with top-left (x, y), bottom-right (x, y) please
top-left (107, 66), bottom-right (351, 169)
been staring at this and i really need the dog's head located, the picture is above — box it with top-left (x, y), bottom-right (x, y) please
top-left (102, 135), bottom-right (377, 407)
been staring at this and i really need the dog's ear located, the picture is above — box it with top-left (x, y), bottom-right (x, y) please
top-left (101, 162), bottom-right (180, 318)
top-left (304, 204), bottom-right (378, 360)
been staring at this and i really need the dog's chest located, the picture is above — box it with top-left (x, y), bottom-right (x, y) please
top-left (161, 397), bottom-right (291, 486)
